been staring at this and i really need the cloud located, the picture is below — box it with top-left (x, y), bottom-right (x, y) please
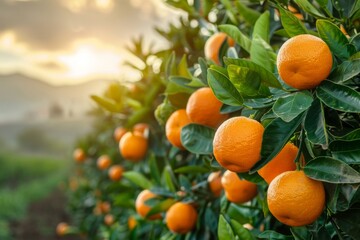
top-left (35, 60), bottom-right (68, 72)
top-left (0, 0), bottom-right (176, 51)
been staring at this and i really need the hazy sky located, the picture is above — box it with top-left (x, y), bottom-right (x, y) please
top-left (0, 0), bottom-right (181, 85)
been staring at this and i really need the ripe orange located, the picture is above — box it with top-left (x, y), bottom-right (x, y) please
top-left (104, 214), bottom-right (114, 226)
top-left (135, 189), bottom-right (162, 220)
top-left (288, 5), bottom-right (304, 20)
top-left (165, 109), bottom-right (191, 149)
top-left (108, 165), bottom-right (124, 181)
top-left (99, 201), bottom-right (111, 214)
top-left (119, 132), bottom-right (148, 162)
top-left (258, 143), bottom-right (301, 184)
top-left (204, 32), bottom-right (235, 65)
top-left (277, 34), bottom-right (333, 90)
top-left (114, 127), bottom-right (127, 142)
top-left (97, 155), bottom-right (112, 170)
top-left (267, 170), bottom-right (325, 226)
top-left (56, 222), bottom-right (68, 236)
top-left (73, 148), bottom-right (86, 163)
top-left (221, 170), bottom-right (257, 203)
top-left (186, 87), bottom-right (229, 128)
top-left (133, 123), bottom-right (150, 137)
top-left (128, 216), bottom-right (137, 230)
top-left (207, 171), bottom-right (223, 197)
top-left (166, 202), bottom-right (198, 234)
top-left (213, 116), bottom-right (264, 172)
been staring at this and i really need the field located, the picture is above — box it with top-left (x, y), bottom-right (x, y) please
top-left (0, 150), bottom-right (74, 239)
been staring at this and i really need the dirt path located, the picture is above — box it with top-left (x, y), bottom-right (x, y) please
top-left (10, 187), bottom-right (78, 240)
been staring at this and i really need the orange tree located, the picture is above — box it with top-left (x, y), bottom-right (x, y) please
top-left (63, 0), bottom-right (360, 239)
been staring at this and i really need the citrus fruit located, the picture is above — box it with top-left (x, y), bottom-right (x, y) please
top-left (114, 127), bottom-right (126, 142)
top-left (267, 170), bottom-right (325, 226)
top-left (133, 123), bottom-right (149, 137)
top-left (204, 32), bottom-right (235, 65)
top-left (186, 87), bottom-right (229, 128)
top-left (213, 116), bottom-right (264, 172)
top-left (108, 165), bottom-right (124, 181)
top-left (56, 222), bottom-right (68, 236)
top-left (165, 109), bottom-right (191, 149)
top-left (207, 171), bottom-right (223, 197)
top-left (277, 34), bottom-right (333, 90)
top-left (221, 170), bottom-right (258, 203)
top-left (135, 189), bottom-right (162, 220)
top-left (258, 143), bottom-right (301, 184)
top-left (99, 201), bottom-right (111, 214)
top-left (288, 5), bottom-right (303, 20)
top-left (166, 202), bottom-right (198, 234)
top-left (128, 216), bottom-right (137, 230)
top-left (73, 148), bottom-right (86, 163)
top-left (119, 132), bottom-right (148, 162)
top-left (104, 214), bottom-right (114, 226)
top-left (97, 155), bottom-right (112, 170)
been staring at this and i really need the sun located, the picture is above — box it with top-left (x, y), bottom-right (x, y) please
top-left (58, 43), bottom-right (122, 80)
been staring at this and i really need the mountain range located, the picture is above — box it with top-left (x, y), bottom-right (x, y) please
top-left (0, 73), bottom-right (112, 123)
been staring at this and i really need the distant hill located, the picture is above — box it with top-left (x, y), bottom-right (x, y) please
top-left (0, 73), bottom-right (112, 123)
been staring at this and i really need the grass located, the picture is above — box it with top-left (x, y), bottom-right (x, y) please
top-left (0, 150), bottom-right (72, 239)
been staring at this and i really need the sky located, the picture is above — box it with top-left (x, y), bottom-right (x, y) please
top-left (0, 0), bottom-right (181, 85)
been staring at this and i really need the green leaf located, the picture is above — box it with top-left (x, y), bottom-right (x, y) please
top-left (273, 92), bottom-right (313, 122)
top-left (329, 59), bottom-right (360, 83)
top-left (146, 198), bottom-right (177, 218)
top-left (317, 19), bottom-right (356, 60)
top-left (91, 95), bottom-right (122, 113)
top-left (341, 128), bottom-right (360, 140)
top-left (198, 57), bottom-right (209, 85)
top-left (304, 99), bottom-right (328, 145)
top-left (165, 51), bottom-right (176, 78)
top-left (278, 4), bottom-right (308, 37)
top-left (258, 230), bottom-right (292, 239)
top-left (250, 35), bottom-right (276, 72)
top-left (227, 65), bottom-right (261, 97)
top-left (207, 68), bottom-right (244, 106)
top-left (219, 25), bottom-right (252, 53)
top-left (238, 172), bottom-right (267, 185)
top-left (149, 155), bottom-right (162, 185)
top-left (174, 166), bottom-right (210, 174)
top-left (230, 219), bottom-right (255, 240)
top-left (316, 80), bottom-right (360, 113)
top-left (293, 0), bottom-right (325, 18)
top-left (218, 215), bottom-right (235, 240)
top-left (234, 1), bottom-right (260, 25)
top-left (123, 171), bottom-right (154, 189)
top-left (178, 55), bottom-right (192, 78)
top-left (162, 166), bottom-right (177, 192)
top-left (304, 157), bottom-right (360, 183)
top-left (334, 208), bottom-right (360, 240)
top-left (329, 139), bottom-right (360, 164)
top-left (224, 58), bottom-right (282, 89)
top-left (253, 11), bottom-right (270, 43)
top-left (291, 226), bottom-right (310, 240)
top-left (250, 114), bottom-right (304, 173)
top-left (181, 124), bottom-right (215, 154)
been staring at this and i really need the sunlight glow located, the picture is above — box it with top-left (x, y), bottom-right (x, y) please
top-left (95, 0), bottom-right (114, 12)
top-left (58, 42), bottom-right (122, 79)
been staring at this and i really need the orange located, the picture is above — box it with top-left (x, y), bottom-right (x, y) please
top-left (267, 170), bottom-right (325, 226)
top-left (73, 148), bottom-right (86, 163)
top-left (166, 202), bottom-right (198, 234)
top-left (213, 116), bottom-right (264, 172)
top-left (204, 32), bottom-right (235, 65)
top-left (99, 201), bottom-right (111, 214)
top-left (56, 222), bottom-right (68, 236)
top-left (104, 214), bottom-right (114, 226)
top-left (128, 216), bottom-right (137, 230)
top-left (119, 132), bottom-right (148, 162)
top-left (165, 109), bottom-right (191, 149)
top-left (133, 123), bottom-right (150, 137)
top-left (97, 155), bottom-right (112, 170)
top-left (207, 171), bottom-right (223, 197)
top-left (277, 34), bottom-right (333, 90)
top-left (221, 170), bottom-right (257, 203)
top-left (186, 87), bottom-right (229, 128)
top-left (114, 127), bottom-right (127, 142)
top-left (258, 143), bottom-right (301, 184)
top-left (288, 5), bottom-right (304, 20)
top-left (108, 165), bottom-right (124, 181)
top-left (135, 189), bottom-right (162, 220)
